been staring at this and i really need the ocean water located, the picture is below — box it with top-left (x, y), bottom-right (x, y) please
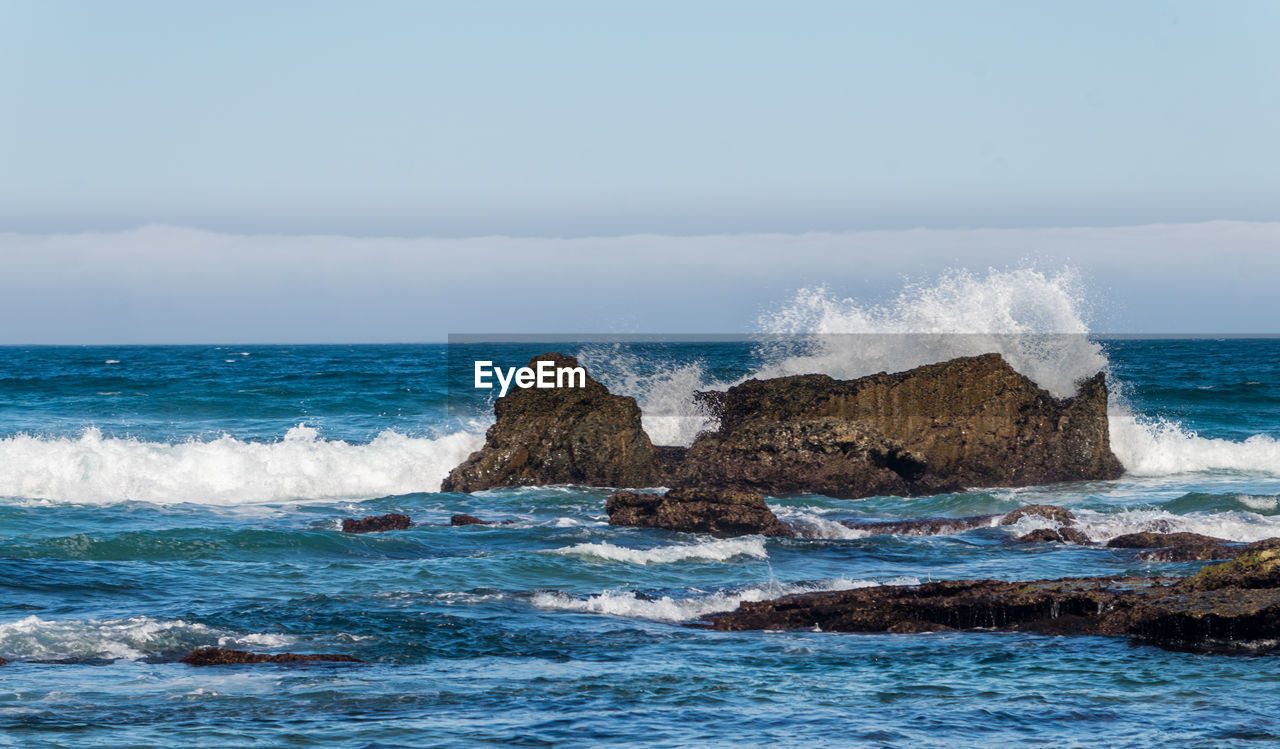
top-left (4, 277), bottom-right (1280, 747)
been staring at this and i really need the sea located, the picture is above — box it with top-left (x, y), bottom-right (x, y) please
top-left (3, 271), bottom-right (1280, 747)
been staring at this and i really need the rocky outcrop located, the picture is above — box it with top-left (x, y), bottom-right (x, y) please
top-left (450, 513), bottom-right (492, 526)
top-left (684, 354), bottom-right (1122, 497)
top-left (1001, 504), bottom-right (1076, 525)
top-left (674, 417), bottom-right (925, 498)
top-left (180, 648), bottom-right (362, 666)
top-left (707, 551), bottom-right (1280, 653)
top-left (606, 488), bottom-right (793, 537)
top-left (342, 513), bottom-right (412, 533)
top-left (442, 352), bottom-right (1121, 498)
top-left (442, 354), bottom-right (658, 493)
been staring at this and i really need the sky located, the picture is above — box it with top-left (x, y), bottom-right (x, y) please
top-left (1, 1), bottom-right (1278, 341)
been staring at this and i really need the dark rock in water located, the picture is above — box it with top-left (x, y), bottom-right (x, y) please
top-left (180, 648), bottom-right (362, 666)
top-left (1183, 548), bottom-right (1280, 591)
top-left (0, 656), bottom-right (6, 666)
top-left (450, 513), bottom-right (492, 526)
top-left (673, 417), bottom-right (926, 498)
top-left (1017, 527), bottom-right (1092, 545)
top-left (707, 555), bottom-right (1280, 653)
top-left (442, 354), bottom-right (658, 492)
top-left (1109, 532), bottom-right (1231, 561)
top-left (841, 515), bottom-right (997, 537)
top-left (342, 513), bottom-right (411, 534)
top-left (1000, 504), bottom-right (1076, 525)
top-left (690, 354), bottom-right (1122, 497)
top-left (606, 488), bottom-right (793, 537)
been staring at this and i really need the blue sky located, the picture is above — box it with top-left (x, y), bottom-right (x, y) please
top-left (1, 1), bottom-right (1278, 342)
top-left (3, 0), bottom-right (1277, 236)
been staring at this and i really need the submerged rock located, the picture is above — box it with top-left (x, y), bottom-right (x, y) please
top-left (450, 513), bottom-right (492, 526)
top-left (606, 488), bottom-right (794, 537)
top-left (341, 513), bottom-right (412, 534)
top-left (841, 516), bottom-right (997, 537)
top-left (180, 648), bottom-right (362, 666)
top-left (1108, 532), bottom-right (1231, 561)
top-left (442, 354), bottom-right (658, 493)
top-left (707, 553), bottom-right (1280, 653)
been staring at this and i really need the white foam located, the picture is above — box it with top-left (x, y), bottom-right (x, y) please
top-left (531, 576), bottom-right (919, 622)
top-left (0, 424), bottom-right (484, 504)
top-left (551, 537), bottom-right (768, 564)
top-left (754, 268), bottom-right (1104, 398)
top-left (773, 507), bottom-right (871, 539)
top-left (1109, 413), bottom-right (1280, 477)
top-left (0, 615), bottom-right (292, 662)
top-left (1005, 508), bottom-right (1280, 544)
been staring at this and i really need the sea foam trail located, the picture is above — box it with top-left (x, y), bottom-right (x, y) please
top-left (550, 537), bottom-right (769, 564)
top-left (531, 577), bottom-right (920, 622)
top-left (1004, 509), bottom-right (1280, 544)
top-left (0, 615), bottom-right (292, 662)
top-left (0, 425), bottom-right (483, 504)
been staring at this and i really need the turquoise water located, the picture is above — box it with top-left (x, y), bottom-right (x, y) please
top-left (3, 340), bottom-right (1280, 747)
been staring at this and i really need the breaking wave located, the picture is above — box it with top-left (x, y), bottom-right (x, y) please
top-left (550, 537), bottom-right (768, 564)
top-left (531, 576), bottom-right (919, 622)
top-left (0, 615), bottom-right (292, 662)
top-left (0, 424), bottom-right (483, 504)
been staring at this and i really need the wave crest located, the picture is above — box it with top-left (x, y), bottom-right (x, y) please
top-left (0, 425), bottom-right (483, 504)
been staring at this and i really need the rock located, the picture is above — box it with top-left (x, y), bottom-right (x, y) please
top-left (0, 656), bottom-right (6, 666)
top-left (672, 417), bottom-right (926, 498)
top-left (706, 571), bottom-right (1280, 654)
top-left (606, 487), bottom-right (794, 537)
top-left (841, 515), bottom-right (998, 537)
top-left (691, 354), bottom-right (1122, 497)
top-left (1017, 527), bottom-right (1091, 545)
top-left (341, 513), bottom-right (412, 534)
top-left (180, 648), bottom-right (362, 666)
top-left (450, 513), bottom-right (492, 526)
top-left (1183, 548), bottom-right (1280, 591)
top-left (1108, 532), bottom-right (1231, 561)
top-left (442, 354), bottom-right (658, 492)
top-left (1000, 504), bottom-right (1076, 525)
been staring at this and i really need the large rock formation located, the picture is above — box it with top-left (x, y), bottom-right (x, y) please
top-left (442, 354), bottom-right (659, 492)
top-left (607, 488), bottom-right (793, 537)
top-left (674, 417), bottom-right (926, 498)
top-left (685, 354), bottom-right (1123, 496)
top-left (707, 550), bottom-right (1280, 653)
top-left (442, 352), bottom-right (1122, 498)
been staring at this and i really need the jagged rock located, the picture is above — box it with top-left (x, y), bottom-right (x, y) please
top-left (1000, 504), bottom-right (1076, 525)
top-left (690, 354), bottom-right (1122, 497)
top-left (1017, 527), bottom-right (1092, 545)
top-left (606, 488), bottom-right (793, 537)
top-left (672, 417), bottom-right (925, 498)
top-left (706, 556), bottom-right (1280, 653)
top-left (342, 513), bottom-right (412, 534)
top-left (450, 513), bottom-right (492, 526)
top-left (180, 648), bottom-right (362, 666)
top-left (442, 354), bottom-right (658, 492)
